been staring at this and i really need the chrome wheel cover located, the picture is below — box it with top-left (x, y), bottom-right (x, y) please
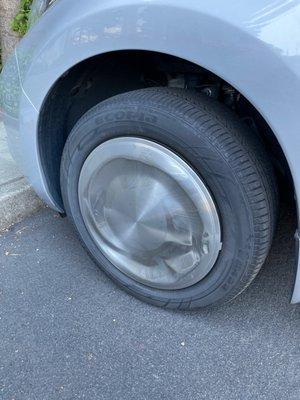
top-left (78, 137), bottom-right (222, 289)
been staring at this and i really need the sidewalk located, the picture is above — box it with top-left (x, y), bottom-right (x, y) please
top-left (0, 122), bottom-right (43, 231)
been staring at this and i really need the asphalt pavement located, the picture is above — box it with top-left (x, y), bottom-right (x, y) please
top-left (0, 202), bottom-right (299, 400)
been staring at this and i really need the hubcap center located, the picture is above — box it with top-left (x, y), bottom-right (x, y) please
top-left (104, 175), bottom-right (169, 252)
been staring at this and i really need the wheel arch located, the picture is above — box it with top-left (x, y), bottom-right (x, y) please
top-left (37, 49), bottom-right (295, 210)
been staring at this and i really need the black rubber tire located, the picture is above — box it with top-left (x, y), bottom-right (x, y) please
top-left (60, 88), bottom-right (277, 310)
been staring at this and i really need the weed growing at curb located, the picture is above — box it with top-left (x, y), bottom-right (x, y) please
top-left (11, 0), bottom-right (33, 37)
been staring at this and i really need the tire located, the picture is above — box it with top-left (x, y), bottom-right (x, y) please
top-left (60, 88), bottom-right (277, 310)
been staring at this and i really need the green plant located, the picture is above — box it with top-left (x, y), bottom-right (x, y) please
top-left (11, 0), bottom-right (33, 37)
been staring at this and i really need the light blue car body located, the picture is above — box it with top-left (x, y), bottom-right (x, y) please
top-left (1, 0), bottom-right (300, 302)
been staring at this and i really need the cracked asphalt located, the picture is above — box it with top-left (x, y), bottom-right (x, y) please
top-left (0, 199), bottom-right (299, 400)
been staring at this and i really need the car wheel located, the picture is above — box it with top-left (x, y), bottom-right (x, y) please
top-left (60, 88), bottom-right (277, 309)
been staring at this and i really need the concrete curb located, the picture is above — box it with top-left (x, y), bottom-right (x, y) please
top-left (0, 177), bottom-right (44, 232)
top-left (0, 122), bottom-right (44, 231)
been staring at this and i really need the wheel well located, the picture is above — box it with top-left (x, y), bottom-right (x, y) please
top-left (38, 50), bottom-right (293, 209)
